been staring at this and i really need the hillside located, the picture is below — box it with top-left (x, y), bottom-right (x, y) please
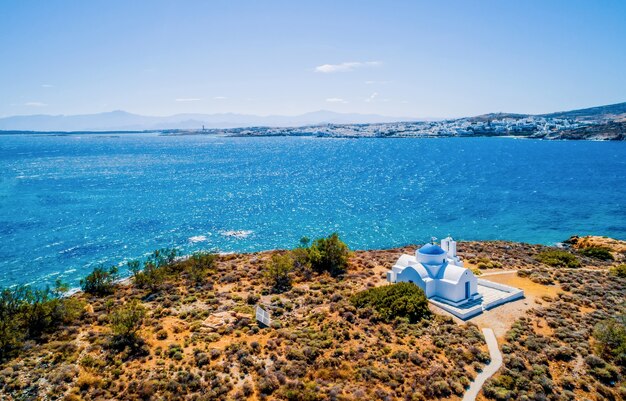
top-left (1, 102), bottom-right (625, 139)
top-left (533, 121), bottom-right (626, 141)
top-left (540, 102), bottom-right (626, 121)
top-left (194, 102), bottom-right (626, 140)
top-left (471, 102), bottom-right (626, 123)
top-left (0, 236), bottom-right (624, 401)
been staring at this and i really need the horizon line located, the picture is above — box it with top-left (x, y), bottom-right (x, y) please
top-left (1, 99), bottom-right (624, 122)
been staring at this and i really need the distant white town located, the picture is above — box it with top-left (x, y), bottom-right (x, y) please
top-left (202, 110), bottom-right (625, 140)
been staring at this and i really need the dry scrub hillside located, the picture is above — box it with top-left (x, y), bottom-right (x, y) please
top-left (1, 237), bottom-right (623, 401)
top-left (467, 237), bottom-right (626, 401)
top-left (0, 247), bottom-right (490, 401)
top-left (480, 267), bottom-right (625, 401)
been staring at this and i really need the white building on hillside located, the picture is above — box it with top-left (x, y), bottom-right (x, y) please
top-left (386, 237), bottom-right (483, 308)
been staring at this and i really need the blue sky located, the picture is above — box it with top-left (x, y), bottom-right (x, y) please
top-left (1, 0), bottom-right (625, 118)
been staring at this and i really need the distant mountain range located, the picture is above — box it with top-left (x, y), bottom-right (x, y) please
top-left (0, 102), bottom-right (624, 132)
top-left (0, 110), bottom-right (419, 132)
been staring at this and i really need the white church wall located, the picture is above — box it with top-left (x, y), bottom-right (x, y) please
top-left (424, 280), bottom-right (436, 298)
top-left (386, 239), bottom-right (509, 313)
top-left (396, 267), bottom-right (427, 292)
top-left (447, 241), bottom-right (457, 257)
top-left (441, 237), bottom-right (450, 252)
top-left (436, 279), bottom-right (466, 303)
top-left (435, 270), bottom-right (479, 303)
top-left (468, 273), bottom-right (479, 295)
top-left (441, 237), bottom-right (458, 258)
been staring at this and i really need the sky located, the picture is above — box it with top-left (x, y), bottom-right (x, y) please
top-left (1, 0), bottom-right (625, 119)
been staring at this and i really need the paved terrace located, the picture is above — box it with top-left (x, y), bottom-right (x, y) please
top-left (430, 279), bottom-right (525, 320)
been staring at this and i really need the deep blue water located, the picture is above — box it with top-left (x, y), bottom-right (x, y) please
top-left (1, 133), bottom-right (625, 288)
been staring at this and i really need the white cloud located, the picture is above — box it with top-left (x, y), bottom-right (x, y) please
top-left (364, 92), bottom-right (378, 103)
top-left (24, 102), bottom-right (47, 107)
top-left (326, 98), bottom-right (348, 104)
top-left (175, 98), bottom-right (201, 102)
top-left (315, 61), bottom-right (381, 73)
top-left (213, 96), bottom-right (227, 100)
top-left (41, 84), bottom-right (54, 88)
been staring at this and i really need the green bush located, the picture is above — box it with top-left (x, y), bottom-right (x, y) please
top-left (291, 246), bottom-right (313, 278)
top-left (535, 250), bottom-right (580, 268)
top-left (132, 260), bottom-right (165, 291)
top-left (148, 248), bottom-right (179, 269)
top-left (609, 264), bottom-right (626, 278)
top-left (578, 247), bottom-right (614, 261)
top-left (283, 233), bottom-right (350, 279)
top-left (132, 249), bottom-right (178, 290)
top-left (81, 265), bottom-right (119, 295)
top-left (246, 293), bottom-right (260, 305)
top-left (308, 233), bottom-right (351, 276)
top-left (110, 299), bottom-right (146, 349)
top-left (24, 281), bottom-right (83, 338)
top-left (0, 281), bottom-right (83, 360)
top-left (475, 257), bottom-right (502, 269)
top-left (593, 316), bottom-right (626, 367)
top-left (0, 286), bottom-right (29, 359)
top-left (350, 282), bottom-right (430, 323)
top-left (186, 251), bottom-right (217, 284)
top-left (264, 253), bottom-right (293, 293)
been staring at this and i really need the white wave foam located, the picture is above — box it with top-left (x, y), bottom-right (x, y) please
top-left (220, 230), bottom-right (253, 239)
top-left (59, 245), bottom-right (80, 254)
top-left (189, 235), bottom-right (208, 243)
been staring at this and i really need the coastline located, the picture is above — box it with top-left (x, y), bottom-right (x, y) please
top-left (3, 129), bottom-right (624, 141)
top-left (1, 235), bottom-right (624, 400)
top-left (2, 101), bottom-right (625, 140)
top-left (52, 235), bottom-right (625, 298)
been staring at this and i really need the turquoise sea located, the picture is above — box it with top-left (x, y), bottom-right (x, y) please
top-left (1, 133), bottom-right (625, 288)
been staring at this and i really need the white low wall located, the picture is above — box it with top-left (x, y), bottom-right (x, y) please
top-left (429, 298), bottom-right (483, 320)
top-left (477, 279), bottom-right (524, 310)
top-left (430, 279), bottom-right (525, 320)
top-left (477, 279), bottom-right (520, 293)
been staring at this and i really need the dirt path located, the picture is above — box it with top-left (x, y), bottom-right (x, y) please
top-left (462, 328), bottom-right (502, 401)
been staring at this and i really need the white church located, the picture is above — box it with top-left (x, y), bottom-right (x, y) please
top-left (386, 237), bottom-right (483, 308)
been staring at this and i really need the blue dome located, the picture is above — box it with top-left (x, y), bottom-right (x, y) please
top-left (418, 243), bottom-right (446, 255)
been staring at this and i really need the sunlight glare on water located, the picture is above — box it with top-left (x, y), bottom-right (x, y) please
top-left (0, 133), bottom-right (624, 287)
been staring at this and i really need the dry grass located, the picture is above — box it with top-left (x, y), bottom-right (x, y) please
top-left (1, 239), bottom-right (623, 400)
top-left (0, 247), bottom-right (489, 401)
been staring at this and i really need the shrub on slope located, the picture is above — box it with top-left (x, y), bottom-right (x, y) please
top-left (535, 249), bottom-right (581, 268)
top-left (351, 282), bottom-right (430, 323)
